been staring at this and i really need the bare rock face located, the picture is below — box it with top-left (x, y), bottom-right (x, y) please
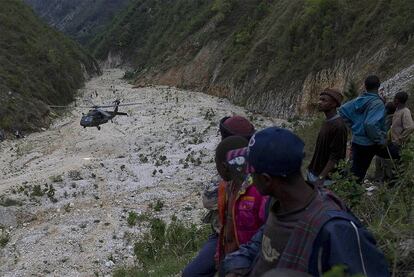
top-left (382, 64), bottom-right (414, 99)
top-left (101, 51), bottom-right (123, 69)
top-left (299, 59), bottom-right (354, 115)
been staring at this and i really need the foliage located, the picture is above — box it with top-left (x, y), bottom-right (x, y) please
top-left (114, 216), bottom-right (209, 276)
top-left (330, 161), bottom-right (365, 209)
top-left (0, 0), bottom-right (99, 132)
top-left (127, 211), bottom-right (138, 227)
top-left (344, 80), bottom-right (359, 101)
top-left (352, 140), bottom-right (414, 276)
top-left (90, 0), bottom-right (414, 117)
top-left (25, 0), bottom-right (130, 45)
top-left (91, 0), bottom-right (214, 67)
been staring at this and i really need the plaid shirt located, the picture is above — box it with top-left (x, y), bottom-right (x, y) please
top-left (277, 188), bottom-right (347, 271)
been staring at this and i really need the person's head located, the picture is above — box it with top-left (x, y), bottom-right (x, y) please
top-left (247, 127), bottom-right (305, 197)
top-left (215, 136), bottom-right (249, 181)
top-left (364, 75), bottom-right (381, 92)
top-left (219, 115), bottom-right (255, 141)
top-left (318, 88), bottom-right (343, 112)
top-left (394, 91), bottom-right (409, 106)
top-left (385, 102), bottom-right (396, 115)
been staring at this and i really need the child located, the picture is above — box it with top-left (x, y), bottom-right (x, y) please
top-left (183, 116), bottom-right (255, 277)
top-left (215, 136), bottom-right (268, 273)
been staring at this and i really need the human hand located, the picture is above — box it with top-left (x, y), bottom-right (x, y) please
top-left (314, 177), bottom-right (325, 187)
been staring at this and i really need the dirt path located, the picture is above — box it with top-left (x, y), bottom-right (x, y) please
top-left (0, 69), bottom-right (284, 276)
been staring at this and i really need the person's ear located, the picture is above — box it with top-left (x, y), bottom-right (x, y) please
top-left (261, 173), bottom-right (273, 186)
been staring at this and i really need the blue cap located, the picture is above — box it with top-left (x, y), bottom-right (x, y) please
top-left (247, 127), bottom-right (305, 177)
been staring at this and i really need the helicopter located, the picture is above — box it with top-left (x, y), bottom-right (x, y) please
top-left (50, 99), bottom-right (141, 130)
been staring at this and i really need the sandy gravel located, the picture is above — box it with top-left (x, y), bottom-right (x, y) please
top-left (0, 69), bottom-right (285, 276)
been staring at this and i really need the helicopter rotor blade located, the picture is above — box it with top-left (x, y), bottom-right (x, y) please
top-left (116, 102), bottom-right (143, 107)
top-left (49, 105), bottom-right (73, 108)
top-left (96, 108), bottom-right (111, 117)
top-left (93, 102), bottom-right (143, 108)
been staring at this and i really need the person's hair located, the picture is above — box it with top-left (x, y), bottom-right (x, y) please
top-left (364, 75), bottom-right (381, 91)
top-left (385, 102), bottom-right (396, 115)
top-left (215, 136), bottom-right (248, 164)
top-left (395, 91), bottom-right (409, 104)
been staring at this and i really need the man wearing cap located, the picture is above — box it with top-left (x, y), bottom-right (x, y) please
top-left (223, 127), bottom-right (389, 277)
top-left (308, 88), bottom-right (347, 187)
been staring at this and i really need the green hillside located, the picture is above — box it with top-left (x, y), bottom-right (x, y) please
top-left (0, 0), bottom-right (100, 132)
top-left (92, 0), bottom-right (414, 118)
top-left (24, 0), bottom-right (130, 45)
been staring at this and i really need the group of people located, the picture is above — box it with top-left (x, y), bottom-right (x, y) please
top-left (182, 75), bottom-right (413, 277)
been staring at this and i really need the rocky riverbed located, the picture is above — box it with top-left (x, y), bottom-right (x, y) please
top-left (0, 69), bottom-right (285, 276)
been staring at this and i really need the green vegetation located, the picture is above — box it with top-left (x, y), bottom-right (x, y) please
top-left (25, 0), bottom-right (130, 45)
top-left (91, 0), bottom-right (214, 68)
top-left (149, 199), bottom-right (164, 212)
top-left (114, 215), bottom-right (209, 277)
top-left (91, 0), bottom-right (414, 116)
top-left (0, 0), bottom-right (99, 132)
top-left (127, 211), bottom-right (138, 227)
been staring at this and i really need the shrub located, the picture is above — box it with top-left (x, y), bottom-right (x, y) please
top-left (331, 141), bottom-right (414, 276)
top-left (115, 216), bottom-right (209, 276)
top-left (127, 211), bottom-right (138, 227)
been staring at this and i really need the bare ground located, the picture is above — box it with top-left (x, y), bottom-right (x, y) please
top-left (0, 69), bottom-right (284, 276)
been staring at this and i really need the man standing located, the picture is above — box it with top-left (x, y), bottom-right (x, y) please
top-left (391, 91), bottom-right (414, 146)
top-left (339, 75), bottom-right (388, 182)
top-left (308, 88), bottom-right (347, 186)
top-left (223, 127), bottom-right (389, 277)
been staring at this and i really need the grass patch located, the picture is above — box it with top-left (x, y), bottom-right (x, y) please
top-left (127, 211), bottom-right (138, 227)
top-left (149, 199), bottom-right (164, 212)
top-left (114, 215), bottom-right (209, 276)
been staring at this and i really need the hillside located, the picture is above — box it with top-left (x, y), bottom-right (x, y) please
top-left (92, 0), bottom-right (414, 118)
top-left (24, 0), bottom-right (130, 45)
top-left (0, 0), bottom-right (100, 133)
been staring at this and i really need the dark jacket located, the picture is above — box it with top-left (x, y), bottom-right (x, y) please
top-left (223, 202), bottom-right (389, 276)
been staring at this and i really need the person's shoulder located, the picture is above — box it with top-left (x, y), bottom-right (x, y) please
top-left (402, 107), bottom-right (413, 115)
top-left (329, 117), bottom-right (348, 131)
